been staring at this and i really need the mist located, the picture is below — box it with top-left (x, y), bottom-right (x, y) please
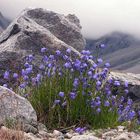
top-left (1, 0), bottom-right (140, 39)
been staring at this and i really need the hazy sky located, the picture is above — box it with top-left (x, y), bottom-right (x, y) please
top-left (1, 0), bottom-right (140, 38)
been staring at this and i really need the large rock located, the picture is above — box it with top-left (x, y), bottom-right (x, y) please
top-left (0, 8), bottom-right (84, 76)
top-left (0, 86), bottom-right (37, 133)
top-left (27, 8), bottom-right (85, 51)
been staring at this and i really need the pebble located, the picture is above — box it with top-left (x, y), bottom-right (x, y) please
top-left (113, 132), bottom-right (130, 140)
top-left (70, 135), bottom-right (102, 140)
top-left (38, 130), bottom-right (48, 137)
top-left (64, 133), bottom-right (73, 139)
top-left (53, 130), bottom-right (63, 137)
top-left (47, 133), bottom-right (54, 138)
top-left (24, 133), bottom-right (41, 140)
top-left (117, 126), bottom-right (125, 132)
top-left (38, 123), bottom-right (47, 132)
top-left (102, 130), bottom-right (117, 139)
top-left (57, 135), bottom-right (65, 140)
top-left (72, 132), bottom-right (80, 136)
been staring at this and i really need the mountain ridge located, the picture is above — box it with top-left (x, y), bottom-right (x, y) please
top-left (86, 31), bottom-right (140, 73)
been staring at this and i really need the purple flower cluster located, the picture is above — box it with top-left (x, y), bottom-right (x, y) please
top-left (1, 46), bottom-right (139, 128)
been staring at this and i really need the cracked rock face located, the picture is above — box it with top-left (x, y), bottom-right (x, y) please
top-left (26, 8), bottom-right (85, 51)
top-left (0, 8), bottom-right (84, 76)
top-left (0, 8), bottom-right (85, 52)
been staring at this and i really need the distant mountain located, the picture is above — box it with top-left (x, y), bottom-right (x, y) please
top-left (0, 27), bottom-right (3, 33)
top-left (86, 32), bottom-right (140, 73)
top-left (0, 12), bottom-right (10, 33)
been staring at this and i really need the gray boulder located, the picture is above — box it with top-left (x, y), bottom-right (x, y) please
top-left (27, 8), bottom-right (85, 51)
top-left (0, 86), bottom-right (37, 133)
top-left (0, 8), bottom-right (84, 75)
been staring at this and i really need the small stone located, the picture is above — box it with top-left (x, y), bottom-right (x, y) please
top-left (113, 133), bottom-right (130, 140)
top-left (24, 124), bottom-right (38, 134)
top-left (53, 130), bottom-right (63, 137)
top-left (117, 126), bottom-right (125, 132)
top-left (1, 126), bottom-right (7, 130)
top-left (38, 123), bottom-right (47, 132)
top-left (24, 132), bottom-right (41, 140)
top-left (70, 135), bottom-right (102, 140)
top-left (64, 133), bottom-right (73, 139)
top-left (102, 130), bottom-right (117, 138)
top-left (47, 133), bottom-right (54, 138)
top-left (36, 133), bottom-right (43, 138)
top-left (72, 132), bottom-right (79, 136)
top-left (57, 135), bottom-right (65, 140)
top-left (38, 130), bottom-right (45, 135)
top-left (38, 130), bottom-right (48, 137)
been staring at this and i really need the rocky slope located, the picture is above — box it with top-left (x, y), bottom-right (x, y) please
top-left (86, 32), bottom-right (140, 73)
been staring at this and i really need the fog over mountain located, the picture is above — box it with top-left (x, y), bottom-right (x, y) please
top-left (0, 12), bottom-right (10, 33)
top-left (86, 32), bottom-right (140, 73)
top-left (1, 0), bottom-right (140, 38)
